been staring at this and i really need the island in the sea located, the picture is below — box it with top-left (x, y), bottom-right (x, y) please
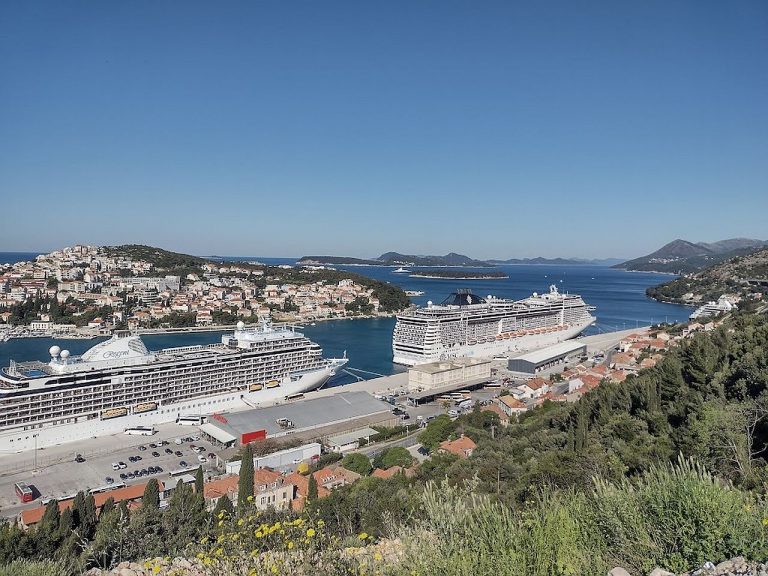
top-left (408, 269), bottom-right (509, 280)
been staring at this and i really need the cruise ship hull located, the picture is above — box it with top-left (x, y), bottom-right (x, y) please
top-left (0, 362), bottom-right (344, 455)
top-left (393, 320), bottom-right (592, 366)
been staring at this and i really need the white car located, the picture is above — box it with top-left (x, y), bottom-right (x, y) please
top-left (197, 455), bottom-right (208, 464)
top-left (111, 462), bottom-right (120, 471)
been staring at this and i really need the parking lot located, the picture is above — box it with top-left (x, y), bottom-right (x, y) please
top-left (0, 423), bottom-right (221, 520)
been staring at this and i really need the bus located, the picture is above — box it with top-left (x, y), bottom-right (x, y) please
top-left (124, 426), bottom-right (155, 436)
top-left (176, 415), bottom-right (204, 426)
top-left (15, 482), bottom-right (34, 503)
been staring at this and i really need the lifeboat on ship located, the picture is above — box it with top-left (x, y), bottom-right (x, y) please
top-left (101, 407), bottom-right (129, 420)
top-left (266, 380), bottom-right (280, 389)
top-left (496, 334), bottom-right (503, 341)
top-left (249, 383), bottom-right (263, 392)
top-left (134, 402), bottom-right (157, 414)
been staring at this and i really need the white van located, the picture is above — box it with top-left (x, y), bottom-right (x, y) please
top-left (447, 409), bottom-right (459, 418)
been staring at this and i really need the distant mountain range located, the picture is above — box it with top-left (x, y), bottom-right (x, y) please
top-left (298, 253), bottom-right (624, 268)
top-left (614, 238), bottom-right (768, 274)
top-left (487, 257), bottom-right (623, 266)
top-left (297, 252), bottom-right (495, 267)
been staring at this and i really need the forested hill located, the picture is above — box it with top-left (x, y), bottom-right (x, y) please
top-left (646, 246), bottom-right (768, 304)
top-left (614, 237), bottom-right (768, 274)
top-left (102, 244), bottom-right (210, 271)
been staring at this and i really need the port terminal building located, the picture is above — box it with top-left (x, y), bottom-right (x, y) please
top-left (507, 341), bottom-right (587, 379)
top-left (406, 357), bottom-right (492, 406)
top-left (199, 391), bottom-right (394, 449)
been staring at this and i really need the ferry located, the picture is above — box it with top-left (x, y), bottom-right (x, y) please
top-left (392, 285), bottom-right (595, 365)
top-left (0, 320), bottom-right (347, 453)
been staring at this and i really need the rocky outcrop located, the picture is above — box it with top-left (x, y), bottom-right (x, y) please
top-left (608, 557), bottom-right (768, 576)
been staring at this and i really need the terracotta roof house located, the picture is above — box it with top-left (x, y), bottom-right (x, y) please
top-left (439, 435), bottom-right (477, 459)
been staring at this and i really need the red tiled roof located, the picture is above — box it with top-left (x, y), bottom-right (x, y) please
top-left (20, 480), bottom-right (165, 528)
top-left (439, 436), bottom-right (477, 458)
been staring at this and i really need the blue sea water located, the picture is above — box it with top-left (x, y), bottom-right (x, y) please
top-left (0, 254), bottom-right (689, 385)
top-left (0, 252), bottom-right (42, 265)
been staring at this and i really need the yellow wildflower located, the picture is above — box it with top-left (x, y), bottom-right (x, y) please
top-left (374, 552), bottom-right (383, 562)
top-left (271, 566), bottom-right (278, 574)
top-left (247, 495), bottom-right (254, 501)
top-left (217, 520), bottom-right (224, 527)
top-left (763, 517), bottom-right (768, 526)
top-left (317, 519), bottom-right (325, 527)
top-left (287, 541), bottom-right (294, 549)
top-left (359, 532), bottom-right (369, 540)
top-left (306, 528), bottom-right (316, 537)
top-left (153, 567), bottom-right (162, 574)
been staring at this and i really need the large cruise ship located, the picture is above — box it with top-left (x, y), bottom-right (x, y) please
top-left (392, 285), bottom-right (596, 366)
top-left (0, 321), bottom-right (347, 453)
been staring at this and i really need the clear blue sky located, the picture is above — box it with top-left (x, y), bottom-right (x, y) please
top-left (1, 1), bottom-right (766, 259)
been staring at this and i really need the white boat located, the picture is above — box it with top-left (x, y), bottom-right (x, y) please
top-left (0, 320), bottom-right (347, 454)
top-left (393, 267), bottom-right (410, 273)
top-left (392, 285), bottom-right (595, 366)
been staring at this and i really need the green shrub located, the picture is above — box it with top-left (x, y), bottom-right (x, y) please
top-left (0, 558), bottom-right (76, 576)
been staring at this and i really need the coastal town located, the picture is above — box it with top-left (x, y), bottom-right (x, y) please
top-left (0, 245), bottom-right (400, 339)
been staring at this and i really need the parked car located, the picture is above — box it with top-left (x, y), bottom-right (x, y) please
top-left (105, 477), bottom-right (114, 484)
top-left (179, 460), bottom-right (188, 467)
top-left (152, 451), bottom-right (160, 457)
top-left (197, 455), bottom-right (208, 464)
top-left (118, 461), bottom-right (127, 469)
top-left (174, 438), bottom-right (183, 445)
top-left (111, 462), bottom-right (120, 471)
top-left (175, 450), bottom-right (182, 457)
top-left (75, 454), bottom-right (85, 463)
top-left (165, 448), bottom-right (173, 454)
top-left (207, 452), bottom-right (216, 459)
top-left (119, 473), bottom-right (128, 480)
top-left (417, 446), bottom-right (430, 456)
top-left (127, 472), bottom-right (135, 479)
top-left (447, 409), bottom-right (459, 418)
top-left (148, 443), bottom-right (157, 448)
top-left (137, 445), bottom-right (147, 451)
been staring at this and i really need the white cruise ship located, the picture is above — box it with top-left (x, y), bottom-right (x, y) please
top-left (689, 295), bottom-right (735, 320)
top-left (392, 285), bottom-right (596, 366)
top-left (0, 321), bottom-right (347, 453)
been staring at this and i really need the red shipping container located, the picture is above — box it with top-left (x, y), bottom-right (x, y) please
top-left (241, 429), bottom-right (267, 444)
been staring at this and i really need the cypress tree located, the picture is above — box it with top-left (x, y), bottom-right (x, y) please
top-left (195, 466), bottom-right (204, 494)
top-left (41, 499), bottom-right (60, 531)
top-left (142, 479), bottom-right (160, 510)
top-left (212, 493), bottom-right (234, 518)
top-left (59, 507), bottom-right (73, 538)
top-left (307, 473), bottom-right (318, 501)
top-left (83, 493), bottom-right (98, 538)
top-left (237, 443), bottom-right (254, 510)
top-left (101, 496), bottom-right (115, 518)
top-left (72, 491), bottom-right (86, 529)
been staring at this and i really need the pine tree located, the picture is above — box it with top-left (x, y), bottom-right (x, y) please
top-left (237, 443), bottom-right (254, 510)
